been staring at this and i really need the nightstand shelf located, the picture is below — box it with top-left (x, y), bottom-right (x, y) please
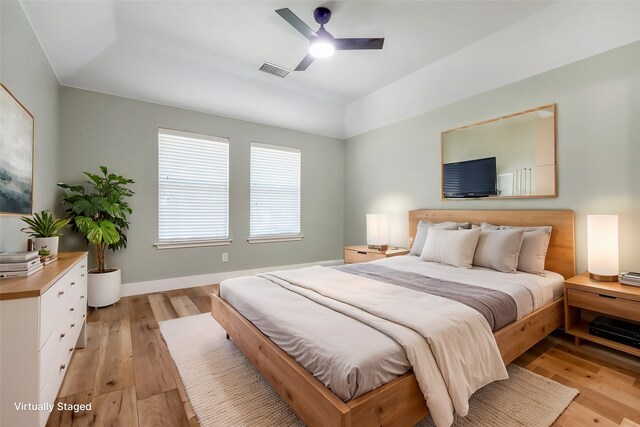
top-left (564, 272), bottom-right (640, 357)
top-left (566, 320), bottom-right (640, 357)
top-left (343, 245), bottom-right (409, 264)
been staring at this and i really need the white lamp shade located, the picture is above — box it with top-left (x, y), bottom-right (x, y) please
top-left (366, 214), bottom-right (389, 247)
top-left (587, 215), bottom-right (619, 277)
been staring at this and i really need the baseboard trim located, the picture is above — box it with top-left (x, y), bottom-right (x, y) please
top-left (121, 259), bottom-right (344, 297)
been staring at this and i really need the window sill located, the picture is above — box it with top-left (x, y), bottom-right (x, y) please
top-left (247, 235), bottom-right (304, 244)
top-left (154, 239), bottom-right (232, 250)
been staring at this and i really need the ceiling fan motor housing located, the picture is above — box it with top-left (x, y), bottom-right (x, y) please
top-left (314, 7), bottom-right (332, 25)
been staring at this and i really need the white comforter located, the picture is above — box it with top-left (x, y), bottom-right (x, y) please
top-left (262, 266), bottom-right (509, 427)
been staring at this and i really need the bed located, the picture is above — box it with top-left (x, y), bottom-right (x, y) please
top-left (210, 210), bottom-right (576, 427)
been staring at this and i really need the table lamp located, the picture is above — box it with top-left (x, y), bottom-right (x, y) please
top-left (587, 214), bottom-right (619, 282)
top-left (366, 214), bottom-right (389, 251)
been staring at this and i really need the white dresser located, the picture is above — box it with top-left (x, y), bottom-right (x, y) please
top-left (0, 252), bottom-right (88, 427)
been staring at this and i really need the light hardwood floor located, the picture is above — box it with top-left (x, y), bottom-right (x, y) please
top-left (47, 286), bottom-right (640, 427)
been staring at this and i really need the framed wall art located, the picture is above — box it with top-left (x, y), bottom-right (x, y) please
top-left (1, 83), bottom-right (34, 215)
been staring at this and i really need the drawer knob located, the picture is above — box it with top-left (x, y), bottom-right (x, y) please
top-left (83, 314), bottom-right (86, 319)
top-left (80, 295), bottom-right (85, 299)
top-left (69, 347), bottom-right (74, 352)
top-left (58, 291), bottom-right (65, 296)
top-left (60, 364), bottom-right (66, 370)
top-left (357, 251), bottom-right (367, 254)
top-left (70, 307), bottom-right (75, 312)
top-left (81, 274), bottom-right (85, 277)
top-left (60, 333), bottom-right (66, 338)
top-left (81, 265), bottom-right (85, 268)
top-left (71, 281), bottom-right (76, 286)
top-left (71, 323), bottom-right (76, 328)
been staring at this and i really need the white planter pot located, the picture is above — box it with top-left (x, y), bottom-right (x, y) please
top-left (34, 236), bottom-right (59, 256)
top-left (87, 268), bottom-right (121, 308)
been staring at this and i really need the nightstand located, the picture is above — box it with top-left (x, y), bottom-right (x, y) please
top-left (564, 272), bottom-right (640, 357)
top-left (343, 245), bottom-right (409, 264)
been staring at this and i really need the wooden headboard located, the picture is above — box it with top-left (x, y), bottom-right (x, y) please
top-left (409, 210), bottom-right (576, 279)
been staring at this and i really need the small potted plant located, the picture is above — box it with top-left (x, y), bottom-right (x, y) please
top-left (20, 210), bottom-right (71, 256)
top-left (58, 166), bottom-right (134, 307)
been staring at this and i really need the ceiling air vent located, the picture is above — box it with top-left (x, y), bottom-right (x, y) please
top-left (259, 62), bottom-right (290, 78)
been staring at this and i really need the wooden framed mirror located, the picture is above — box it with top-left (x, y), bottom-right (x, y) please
top-left (441, 104), bottom-right (557, 199)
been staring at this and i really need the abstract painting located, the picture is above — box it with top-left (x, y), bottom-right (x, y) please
top-left (1, 83), bottom-right (34, 215)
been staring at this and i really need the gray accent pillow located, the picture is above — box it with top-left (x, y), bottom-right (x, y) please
top-left (472, 229), bottom-right (525, 273)
top-left (409, 220), bottom-right (469, 256)
top-left (420, 228), bottom-right (482, 269)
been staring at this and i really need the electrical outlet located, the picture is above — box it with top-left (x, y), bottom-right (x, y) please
top-left (222, 253), bottom-right (228, 262)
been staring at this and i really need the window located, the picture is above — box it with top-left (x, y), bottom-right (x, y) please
top-left (156, 129), bottom-right (230, 249)
top-left (249, 142), bottom-right (301, 242)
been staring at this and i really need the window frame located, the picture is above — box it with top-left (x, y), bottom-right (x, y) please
top-left (154, 128), bottom-right (232, 250)
top-left (248, 142), bottom-right (303, 244)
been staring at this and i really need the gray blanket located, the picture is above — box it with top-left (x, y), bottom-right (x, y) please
top-left (332, 263), bottom-right (517, 331)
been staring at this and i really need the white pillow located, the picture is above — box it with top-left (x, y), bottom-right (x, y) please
top-left (480, 222), bottom-right (500, 230)
top-left (409, 220), bottom-right (468, 256)
top-left (472, 229), bottom-right (525, 273)
top-left (420, 228), bottom-right (481, 268)
top-left (499, 226), bottom-right (552, 275)
top-left (481, 223), bottom-right (552, 275)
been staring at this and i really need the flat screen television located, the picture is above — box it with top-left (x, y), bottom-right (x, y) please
top-left (443, 157), bottom-right (497, 198)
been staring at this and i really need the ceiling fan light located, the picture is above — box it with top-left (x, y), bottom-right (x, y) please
top-left (309, 40), bottom-right (335, 58)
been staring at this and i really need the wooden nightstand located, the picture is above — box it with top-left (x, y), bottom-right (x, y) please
top-left (343, 245), bottom-right (409, 264)
top-left (564, 272), bottom-right (640, 357)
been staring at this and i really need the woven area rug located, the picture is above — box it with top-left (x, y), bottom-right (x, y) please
top-left (159, 313), bottom-right (578, 427)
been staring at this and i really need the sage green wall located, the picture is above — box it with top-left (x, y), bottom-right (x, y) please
top-left (0, 0), bottom-right (61, 251)
top-left (344, 41), bottom-right (640, 274)
top-left (59, 87), bottom-right (344, 284)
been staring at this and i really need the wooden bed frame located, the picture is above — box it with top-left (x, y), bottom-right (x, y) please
top-left (211, 209), bottom-right (575, 427)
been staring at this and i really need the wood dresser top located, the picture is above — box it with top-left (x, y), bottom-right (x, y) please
top-left (0, 252), bottom-right (88, 300)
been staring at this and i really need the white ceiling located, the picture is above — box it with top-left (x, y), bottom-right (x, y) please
top-left (112, 1), bottom-right (552, 101)
top-left (22, 1), bottom-right (552, 99)
top-left (20, 0), bottom-right (556, 137)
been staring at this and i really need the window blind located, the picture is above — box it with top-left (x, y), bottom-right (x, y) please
top-left (250, 142), bottom-right (301, 238)
top-left (158, 129), bottom-right (229, 243)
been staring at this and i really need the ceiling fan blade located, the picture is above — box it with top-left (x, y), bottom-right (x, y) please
top-left (276, 8), bottom-right (317, 40)
top-left (334, 38), bottom-right (385, 50)
top-left (294, 54), bottom-right (315, 71)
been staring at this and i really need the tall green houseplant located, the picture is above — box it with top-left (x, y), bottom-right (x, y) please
top-left (58, 166), bottom-right (134, 273)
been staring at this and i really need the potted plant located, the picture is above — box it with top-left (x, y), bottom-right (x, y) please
top-left (20, 210), bottom-right (71, 256)
top-left (58, 166), bottom-right (134, 307)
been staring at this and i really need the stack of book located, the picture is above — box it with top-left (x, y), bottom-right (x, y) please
top-left (41, 254), bottom-right (58, 266)
top-left (619, 272), bottom-right (640, 288)
top-left (0, 251), bottom-right (43, 278)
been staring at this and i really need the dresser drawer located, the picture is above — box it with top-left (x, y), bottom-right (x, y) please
top-left (344, 250), bottom-right (385, 264)
top-left (66, 260), bottom-right (87, 300)
top-left (39, 278), bottom-right (71, 348)
top-left (69, 281), bottom-right (87, 318)
top-left (39, 312), bottom-right (71, 389)
top-left (567, 288), bottom-right (640, 323)
top-left (40, 336), bottom-right (74, 425)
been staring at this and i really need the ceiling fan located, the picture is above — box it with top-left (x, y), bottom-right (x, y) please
top-left (276, 6), bottom-right (385, 71)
